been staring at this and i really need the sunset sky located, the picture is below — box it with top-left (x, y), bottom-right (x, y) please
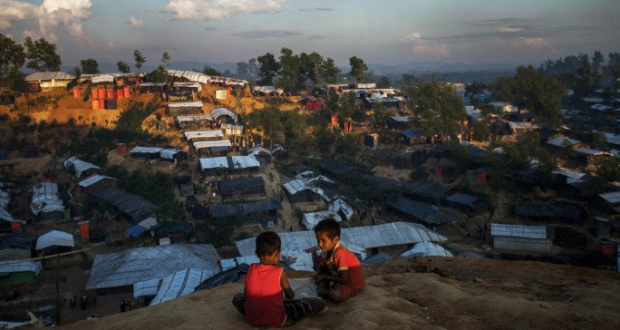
top-left (0, 0), bottom-right (618, 67)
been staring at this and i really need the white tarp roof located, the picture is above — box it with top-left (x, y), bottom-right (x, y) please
top-left (329, 198), bottom-right (354, 221)
top-left (508, 122), bottom-right (539, 130)
top-left (401, 242), bottom-right (453, 257)
top-left (491, 223), bottom-right (547, 239)
top-left (160, 149), bottom-right (181, 159)
top-left (390, 116), bottom-right (409, 123)
top-left (175, 115), bottom-right (212, 123)
top-left (64, 157), bottom-right (101, 178)
top-left (173, 82), bottom-right (202, 92)
top-left (147, 268), bottom-right (215, 306)
top-left (302, 211), bottom-right (340, 230)
top-left (167, 101), bottom-right (203, 108)
top-left (167, 70), bottom-right (211, 84)
top-left (252, 86), bottom-right (284, 94)
top-left (36, 230), bottom-right (74, 250)
top-left (546, 136), bottom-right (581, 147)
top-left (0, 187), bottom-right (9, 208)
top-left (199, 157), bottom-right (229, 171)
top-left (236, 222), bottom-right (447, 255)
top-left (184, 130), bottom-right (224, 141)
top-left (26, 71), bottom-right (75, 81)
top-left (0, 261), bottom-right (42, 277)
top-left (193, 140), bottom-right (232, 150)
top-left (210, 108), bottom-right (238, 122)
top-left (231, 155), bottom-right (260, 169)
top-left (91, 74), bottom-right (115, 84)
top-left (78, 175), bottom-right (116, 188)
top-left (30, 182), bottom-right (64, 214)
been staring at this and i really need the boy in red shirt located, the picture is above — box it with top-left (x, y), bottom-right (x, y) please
top-left (232, 231), bottom-right (326, 327)
top-left (314, 219), bottom-right (365, 302)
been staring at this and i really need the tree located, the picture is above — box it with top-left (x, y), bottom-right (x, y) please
top-left (277, 48), bottom-right (301, 94)
top-left (472, 120), bottom-right (491, 142)
top-left (257, 52), bottom-right (281, 86)
top-left (24, 37), bottom-right (61, 71)
top-left (235, 61), bottom-right (249, 78)
top-left (246, 102), bottom-right (283, 149)
top-left (161, 52), bottom-right (171, 68)
top-left (71, 67), bottom-right (81, 78)
top-left (299, 52), bottom-right (324, 86)
top-left (248, 58), bottom-right (259, 81)
top-left (576, 55), bottom-right (595, 96)
top-left (152, 65), bottom-right (168, 84)
top-left (283, 111), bottom-right (311, 152)
top-left (592, 50), bottom-right (604, 70)
top-left (513, 65), bottom-right (565, 127)
top-left (490, 76), bottom-right (517, 102)
top-left (349, 56), bottom-right (367, 83)
top-left (0, 34), bottom-right (25, 76)
top-left (321, 58), bottom-right (339, 84)
top-left (596, 157), bottom-right (620, 182)
top-left (117, 61), bottom-right (131, 73)
top-left (6, 68), bottom-right (27, 95)
top-left (133, 50), bottom-right (146, 73)
top-left (372, 103), bottom-right (389, 127)
top-left (202, 66), bottom-right (221, 76)
top-left (377, 76), bottom-right (391, 88)
top-left (80, 58), bottom-right (100, 74)
top-left (412, 79), bottom-right (466, 141)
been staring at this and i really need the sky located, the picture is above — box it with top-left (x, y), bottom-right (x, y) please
top-left (0, 0), bottom-right (618, 68)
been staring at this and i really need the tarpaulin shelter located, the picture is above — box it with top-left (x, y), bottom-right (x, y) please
top-left (166, 102), bottom-right (203, 116)
top-left (386, 197), bottom-right (454, 227)
top-left (491, 223), bottom-right (553, 253)
top-left (401, 242), bottom-right (453, 257)
top-left (211, 200), bottom-right (280, 226)
top-left (90, 188), bottom-right (155, 222)
top-left (30, 182), bottom-right (64, 217)
top-left (218, 177), bottom-right (265, 200)
top-left (36, 230), bottom-right (74, 254)
top-left (64, 156), bottom-right (101, 179)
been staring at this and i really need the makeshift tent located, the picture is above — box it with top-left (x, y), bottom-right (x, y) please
top-left (329, 198), bottom-right (354, 222)
top-left (211, 200), bottom-right (280, 226)
top-left (25, 71), bottom-right (75, 89)
top-left (194, 264), bottom-right (250, 291)
top-left (64, 156), bottom-right (101, 179)
top-left (282, 179), bottom-right (324, 204)
top-left (218, 177), bottom-right (265, 199)
top-left (30, 182), bottom-right (64, 215)
top-left (386, 197), bottom-right (454, 226)
top-left (491, 223), bottom-right (553, 253)
top-left (166, 102), bottom-right (204, 116)
top-left (0, 261), bottom-right (43, 283)
top-left (36, 230), bottom-right (74, 252)
top-left (0, 231), bottom-right (37, 251)
top-left (173, 82), bottom-right (202, 92)
top-left (129, 146), bottom-right (162, 160)
top-left (90, 188), bottom-right (155, 222)
top-left (86, 244), bottom-right (220, 293)
top-left (444, 192), bottom-right (489, 215)
top-left (184, 130), bottom-right (224, 141)
top-left (210, 108), bottom-right (238, 122)
top-left (302, 211), bottom-right (340, 230)
top-left (77, 175), bottom-right (117, 191)
top-left (175, 115), bottom-right (212, 127)
top-left (401, 242), bottom-right (453, 257)
top-left (193, 140), bottom-right (232, 153)
top-left (138, 268), bottom-right (215, 306)
top-left (160, 149), bottom-right (184, 163)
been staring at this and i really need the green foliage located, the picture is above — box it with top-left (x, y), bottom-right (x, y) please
top-left (372, 103), bottom-right (389, 128)
top-left (202, 65), bottom-right (221, 76)
top-left (472, 120), bottom-right (491, 142)
top-left (161, 52), bottom-right (171, 67)
top-left (152, 65), bottom-right (168, 84)
top-left (334, 133), bottom-right (362, 163)
top-left (349, 56), bottom-right (368, 83)
top-left (377, 76), bottom-right (391, 88)
top-left (24, 36), bottom-right (61, 71)
top-left (595, 157), bottom-right (620, 182)
top-left (0, 34), bottom-right (25, 75)
top-left (277, 48), bottom-right (301, 93)
top-left (257, 52), bottom-right (281, 86)
top-left (576, 130), bottom-right (608, 151)
top-left (6, 68), bottom-right (27, 94)
top-left (133, 50), bottom-right (146, 72)
top-left (208, 214), bottom-right (245, 247)
top-left (321, 58), bottom-right (340, 84)
top-left (282, 111), bottom-right (311, 153)
top-left (117, 61), bottom-right (131, 73)
top-left (299, 52), bottom-right (324, 86)
top-left (246, 102), bottom-right (284, 148)
top-left (80, 58), bottom-right (100, 74)
top-left (411, 78), bottom-right (466, 139)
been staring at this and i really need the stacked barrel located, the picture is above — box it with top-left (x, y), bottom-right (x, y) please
top-left (91, 85), bottom-right (129, 110)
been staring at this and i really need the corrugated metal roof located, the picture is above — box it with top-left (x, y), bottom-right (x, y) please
top-left (25, 71), bottom-right (75, 81)
top-left (184, 130), bottom-right (223, 140)
top-left (148, 268), bottom-right (215, 306)
top-left (130, 146), bottom-right (163, 154)
top-left (283, 179), bottom-right (309, 195)
top-left (167, 101), bottom-right (203, 108)
top-left (160, 149), bottom-right (181, 159)
top-left (553, 167), bottom-right (586, 180)
top-left (64, 157), bottom-right (101, 178)
top-left (220, 255), bottom-right (260, 272)
top-left (235, 222), bottom-right (447, 255)
top-left (210, 108), bottom-right (238, 122)
top-left (133, 278), bottom-right (161, 298)
top-left (175, 115), bottom-right (212, 123)
top-left (302, 211), bottom-right (340, 230)
top-left (599, 191), bottom-right (620, 205)
top-left (0, 231), bottom-right (37, 251)
top-left (401, 242), bottom-right (453, 257)
top-left (199, 157), bottom-right (229, 171)
top-left (231, 155), bottom-right (260, 169)
top-left (36, 230), bottom-right (74, 250)
top-left (491, 223), bottom-right (547, 239)
top-left (77, 175), bottom-right (116, 188)
top-left (86, 244), bottom-right (220, 290)
top-left (193, 140), bottom-right (232, 150)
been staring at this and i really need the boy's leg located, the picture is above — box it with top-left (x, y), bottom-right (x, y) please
top-left (329, 284), bottom-right (357, 302)
top-left (315, 280), bottom-right (330, 299)
top-left (232, 293), bottom-right (246, 315)
top-left (283, 298), bottom-right (326, 325)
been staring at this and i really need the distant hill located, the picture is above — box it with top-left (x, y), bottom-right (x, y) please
top-left (62, 61), bottom-right (237, 75)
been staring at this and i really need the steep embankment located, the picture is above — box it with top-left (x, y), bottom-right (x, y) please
top-left (59, 257), bottom-right (620, 330)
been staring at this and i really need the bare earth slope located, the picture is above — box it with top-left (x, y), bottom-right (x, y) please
top-left (59, 257), bottom-right (620, 330)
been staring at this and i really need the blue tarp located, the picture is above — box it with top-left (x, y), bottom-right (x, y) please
top-left (126, 225), bottom-right (147, 238)
top-left (401, 130), bottom-right (424, 138)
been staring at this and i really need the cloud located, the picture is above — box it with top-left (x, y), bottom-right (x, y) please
top-left (107, 41), bottom-right (116, 48)
top-left (469, 18), bottom-right (535, 27)
top-left (509, 37), bottom-right (551, 49)
top-left (495, 25), bottom-right (523, 33)
top-left (405, 32), bottom-right (421, 41)
top-left (413, 43), bottom-right (449, 57)
top-left (231, 29), bottom-right (300, 39)
top-left (164, 0), bottom-right (286, 20)
top-left (130, 17), bottom-right (144, 27)
top-left (0, 0), bottom-right (93, 46)
top-left (299, 7), bottom-right (333, 12)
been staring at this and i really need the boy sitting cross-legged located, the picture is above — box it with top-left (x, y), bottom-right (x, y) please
top-left (232, 231), bottom-right (326, 327)
top-left (313, 219), bottom-right (366, 302)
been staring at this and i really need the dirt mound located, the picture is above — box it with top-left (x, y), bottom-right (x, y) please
top-left (58, 257), bottom-right (620, 330)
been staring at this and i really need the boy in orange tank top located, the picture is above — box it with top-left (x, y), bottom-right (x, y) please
top-left (233, 231), bottom-right (326, 327)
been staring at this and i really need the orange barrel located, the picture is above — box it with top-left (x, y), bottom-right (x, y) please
top-left (98, 98), bottom-right (104, 109)
top-left (124, 86), bottom-right (130, 96)
top-left (98, 87), bottom-right (105, 99)
top-left (107, 89), bottom-right (115, 99)
top-left (92, 100), bottom-right (98, 110)
top-left (117, 88), bottom-right (124, 98)
top-left (477, 171), bottom-right (487, 184)
top-left (73, 87), bottom-right (81, 98)
top-left (117, 143), bottom-right (127, 155)
top-left (91, 88), bottom-right (98, 99)
top-left (434, 165), bottom-right (444, 177)
top-left (10, 222), bottom-right (21, 233)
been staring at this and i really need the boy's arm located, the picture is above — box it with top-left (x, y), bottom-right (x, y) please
top-left (280, 271), bottom-right (295, 300)
top-left (316, 270), bottom-right (348, 284)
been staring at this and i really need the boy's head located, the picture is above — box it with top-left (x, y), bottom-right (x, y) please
top-left (255, 231), bottom-right (281, 261)
top-left (313, 218), bottom-right (341, 253)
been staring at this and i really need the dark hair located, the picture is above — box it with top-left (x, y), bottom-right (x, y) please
top-left (255, 231), bottom-right (281, 257)
top-left (313, 218), bottom-right (341, 239)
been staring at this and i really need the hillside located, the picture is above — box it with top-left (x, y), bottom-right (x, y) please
top-left (58, 257), bottom-right (620, 330)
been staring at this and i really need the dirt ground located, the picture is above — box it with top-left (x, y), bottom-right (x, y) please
top-left (55, 256), bottom-right (620, 330)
